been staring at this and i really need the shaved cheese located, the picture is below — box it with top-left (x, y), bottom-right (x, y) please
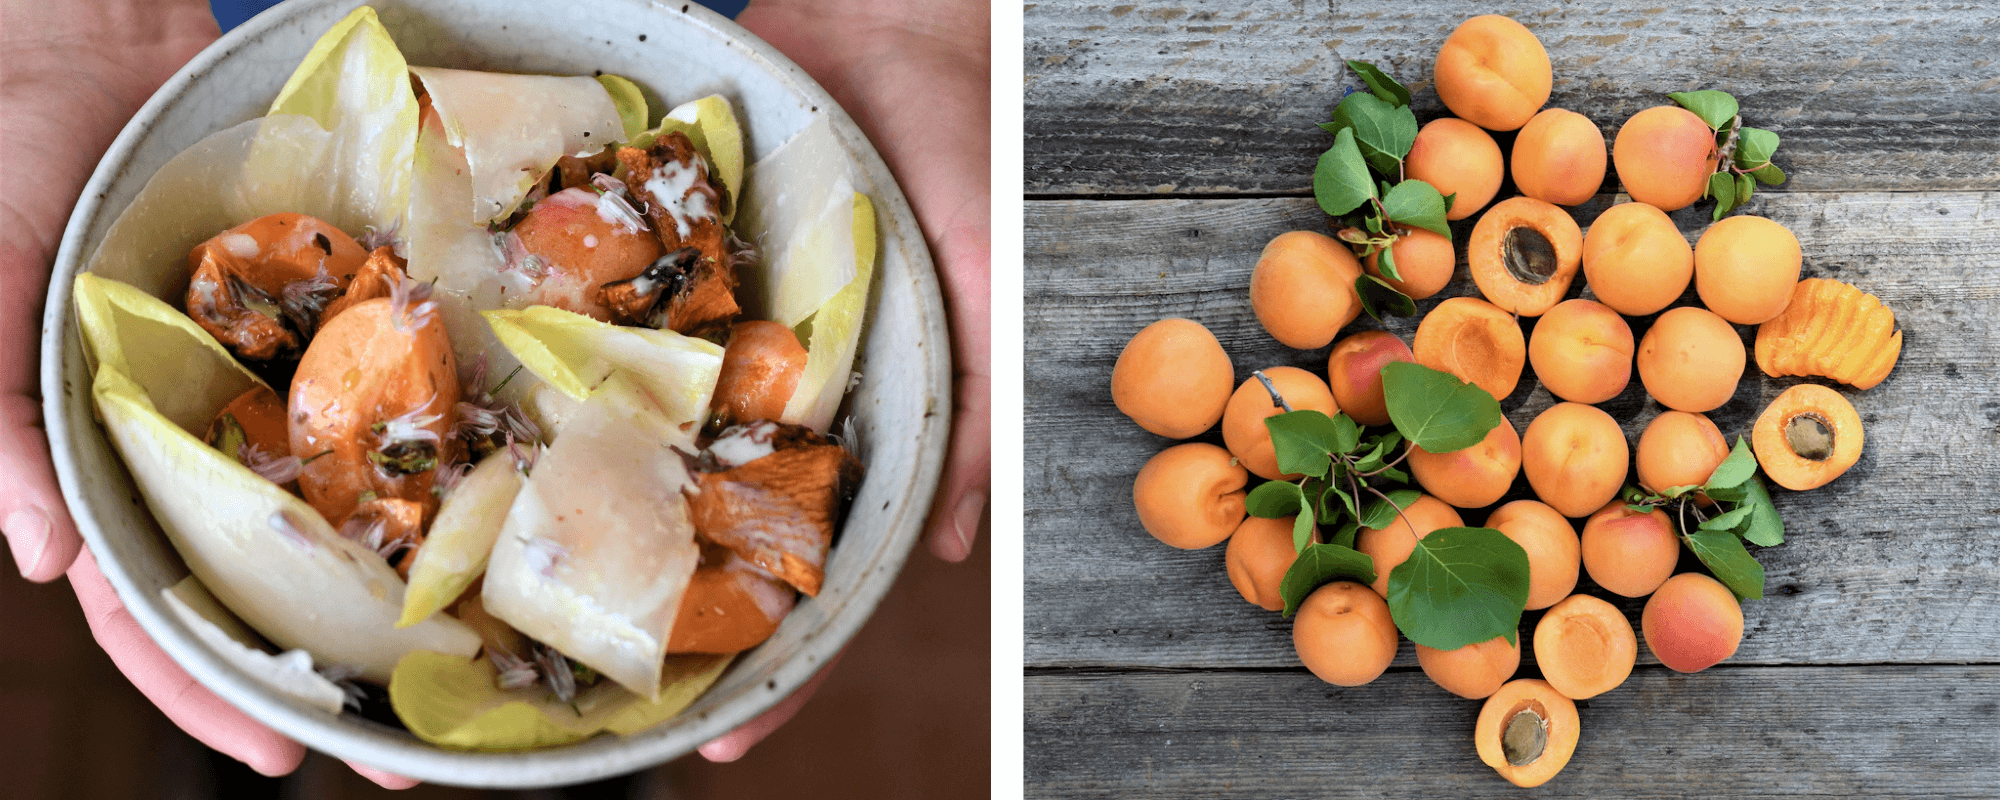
top-left (734, 114), bottom-right (858, 328)
top-left (409, 67), bottom-right (624, 224)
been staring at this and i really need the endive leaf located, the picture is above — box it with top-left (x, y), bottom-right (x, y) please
top-left (595, 74), bottom-right (651, 142)
top-left (163, 577), bottom-right (349, 714)
top-left (390, 650), bottom-right (731, 750)
top-left (481, 305), bottom-right (722, 424)
top-left (73, 272), bottom-right (261, 435)
top-left (734, 114), bottom-right (857, 327)
top-left (408, 67), bottom-right (624, 224)
top-left (263, 5), bottom-right (417, 235)
top-left (629, 95), bottom-right (745, 223)
top-left (398, 453), bottom-right (527, 628)
top-left (781, 193), bottom-right (877, 433)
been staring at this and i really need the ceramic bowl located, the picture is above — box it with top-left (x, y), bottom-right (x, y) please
top-left (42, 0), bottom-right (948, 787)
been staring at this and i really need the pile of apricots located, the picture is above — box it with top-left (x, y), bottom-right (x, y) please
top-left (1110, 13), bottom-right (1901, 788)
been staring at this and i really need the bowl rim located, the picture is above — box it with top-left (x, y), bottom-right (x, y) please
top-left (41, 0), bottom-right (950, 787)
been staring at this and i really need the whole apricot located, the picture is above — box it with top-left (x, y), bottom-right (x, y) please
top-left (1635, 410), bottom-right (1729, 495)
top-left (1642, 572), bottom-right (1743, 673)
top-left (1250, 231), bottom-right (1363, 349)
top-left (1293, 581), bottom-right (1399, 687)
top-left (1694, 215), bottom-right (1803, 325)
top-left (1528, 299), bottom-right (1634, 404)
top-left (1355, 494), bottom-right (1465, 596)
top-left (1413, 296), bottom-right (1527, 401)
top-left (1409, 415), bottom-right (1521, 510)
top-left (1434, 15), bottom-right (1551, 132)
top-left (1752, 383), bottom-right (1864, 491)
top-left (1407, 118), bottom-right (1503, 221)
top-left (1366, 228), bottom-right (1454, 300)
top-left (1521, 403), bottom-right (1629, 518)
top-left (1132, 443), bottom-right (1248, 550)
top-left (1222, 367), bottom-right (1340, 481)
top-left (1111, 318), bottom-right (1233, 438)
top-left (1636, 306), bottom-right (1744, 413)
top-left (1580, 501), bottom-right (1679, 598)
top-left (1484, 500), bottom-right (1580, 610)
top-left (1226, 515), bottom-right (1300, 612)
top-left (1416, 634), bottom-right (1520, 699)
top-left (1326, 330), bottom-right (1414, 427)
top-left (1533, 593), bottom-right (1637, 700)
top-left (1511, 109), bottom-right (1607, 207)
top-left (1582, 201), bottom-right (1694, 316)
top-left (1468, 197), bottom-right (1583, 317)
top-left (1476, 679), bottom-right (1579, 788)
top-left (1612, 106), bottom-right (1720, 212)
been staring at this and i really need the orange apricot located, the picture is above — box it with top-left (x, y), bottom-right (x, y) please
top-left (1354, 494), bottom-right (1465, 596)
top-left (1222, 367), bottom-right (1340, 481)
top-left (1468, 197), bottom-right (1583, 317)
top-left (1365, 227), bottom-right (1454, 300)
top-left (1226, 515), bottom-right (1301, 612)
top-left (1754, 278), bottom-right (1902, 390)
top-left (1413, 296), bottom-right (1527, 401)
top-left (1528, 299), bottom-right (1634, 404)
top-left (1293, 581), bottom-right (1399, 687)
top-left (1521, 403), bottom-right (1629, 518)
top-left (1636, 306), bottom-right (1745, 413)
top-left (1511, 109), bottom-right (1607, 207)
top-left (1752, 383), bottom-right (1864, 491)
top-left (1132, 443), bottom-right (1248, 550)
top-left (1325, 330), bottom-right (1414, 427)
top-left (1694, 215), bottom-right (1803, 325)
top-left (1111, 318), bottom-right (1234, 438)
top-left (1612, 106), bottom-right (1720, 212)
top-left (1533, 594), bottom-right (1636, 700)
top-left (1635, 410), bottom-right (1729, 494)
top-left (1581, 201), bottom-right (1694, 316)
top-left (1409, 414), bottom-right (1521, 510)
top-left (1580, 501), bottom-right (1679, 598)
top-left (711, 320), bottom-right (808, 427)
top-left (1484, 500), bottom-right (1580, 610)
top-left (1416, 634), bottom-right (1520, 699)
top-left (1406, 118), bottom-right (1504, 221)
top-left (1250, 230), bottom-right (1363, 349)
top-left (1641, 573), bottom-right (1743, 673)
top-left (1433, 15), bottom-right (1551, 132)
top-left (1475, 679), bottom-right (1579, 788)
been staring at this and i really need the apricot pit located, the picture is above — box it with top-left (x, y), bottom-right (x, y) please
top-left (1468, 197), bottom-right (1583, 317)
top-left (1476, 679), bottom-right (1579, 788)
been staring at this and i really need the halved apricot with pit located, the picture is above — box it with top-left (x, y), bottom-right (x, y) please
top-left (1752, 383), bottom-right (1864, 491)
top-left (1468, 197), bottom-right (1583, 317)
top-left (1533, 593), bottom-right (1636, 700)
top-left (1413, 296), bottom-right (1526, 401)
top-left (1476, 678), bottom-right (1579, 788)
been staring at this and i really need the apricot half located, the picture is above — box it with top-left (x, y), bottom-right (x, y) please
top-left (1223, 367), bottom-right (1340, 481)
top-left (1612, 106), bottom-right (1720, 212)
top-left (1434, 15), bottom-right (1551, 132)
top-left (1582, 201), bottom-right (1693, 316)
top-left (1580, 501), bottom-right (1678, 598)
top-left (1409, 415), bottom-right (1520, 510)
top-left (1407, 118), bottom-right (1503, 221)
top-left (1112, 318), bottom-right (1233, 438)
top-left (1293, 581), bottom-right (1399, 687)
top-left (1326, 330), bottom-right (1413, 427)
top-left (1636, 306), bottom-right (1744, 413)
top-left (1132, 443), bottom-right (1247, 550)
top-left (1413, 296), bottom-right (1526, 401)
top-left (1476, 679), bottom-right (1579, 788)
top-left (1485, 500), bottom-right (1580, 610)
top-left (1468, 197), bottom-right (1583, 317)
top-left (1635, 410), bottom-right (1729, 495)
top-left (1250, 231), bottom-right (1363, 349)
top-left (1521, 403), bottom-right (1629, 518)
top-left (1417, 635), bottom-right (1520, 699)
top-left (1355, 494), bottom-right (1465, 597)
top-left (1528, 299), bottom-right (1634, 404)
top-left (1226, 515), bottom-right (1300, 612)
top-left (1642, 572), bottom-right (1743, 673)
top-left (1511, 109), bottom-right (1607, 207)
top-left (1533, 593), bottom-right (1636, 700)
top-left (1695, 215), bottom-right (1803, 325)
top-left (1752, 383), bottom-right (1864, 491)
top-left (1365, 228), bottom-right (1454, 300)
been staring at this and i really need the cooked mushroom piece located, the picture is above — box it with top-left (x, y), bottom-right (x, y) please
top-left (684, 420), bottom-right (862, 597)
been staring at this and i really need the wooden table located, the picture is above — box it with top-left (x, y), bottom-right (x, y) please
top-left (1023, 2), bottom-right (2000, 796)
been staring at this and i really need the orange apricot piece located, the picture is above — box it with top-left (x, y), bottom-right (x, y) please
top-left (1485, 500), bottom-right (1580, 610)
top-left (1222, 367), bottom-right (1340, 481)
top-left (1476, 678), bottom-right (1580, 788)
top-left (1511, 108), bottom-right (1608, 207)
top-left (1752, 383), bottom-right (1864, 491)
top-left (1250, 230), bottom-right (1363, 349)
top-left (1612, 106), bottom-right (1720, 212)
top-left (1407, 118), bottom-right (1504, 221)
top-left (1409, 415), bottom-right (1521, 510)
top-left (1434, 15), bottom-right (1551, 132)
top-left (1293, 581), bottom-right (1399, 687)
top-left (1365, 227), bottom-right (1454, 300)
top-left (1226, 515), bottom-right (1301, 612)
top-left (1132, 443), bottom-right (1247, 550)
top-left (1582, 201), bottom-right (1694, 316)
top-left (711, 320), bottom-right (809, 427)
top-left (1521, 403), bottom-right (1629, 518)
top-left (1413, 296), bottom-right (1527, 401)
top-left (1417, 634), bottom-right (1520, 699)
top-left (1468, 197), bottom-right (1583, 317)
top-left (1695, 215), bottom-right (1802, 325)
top-left (1755, 278), bottom-right (1903, 390)
top-left (1326, 330), bottom-right (1414, 427)
top-left (1641, 573), bottom-right (1743, 673)
top-left (1635, 410), bottom-right (1729, 495)
top-left (1111, 318), bottom-right (1234, 438)
top-left (1355, 494), bottom-right (1465, 596)
top-left (1528, 299), bottom-right (1634, 404)
top-left (1580, 501), bottom-right (1679, 598)
top-left (1533, 593), bottom-right (1637, 700)
top-left (1636, 306), bottom-right (1745, 413)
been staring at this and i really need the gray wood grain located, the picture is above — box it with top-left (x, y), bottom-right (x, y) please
top-left (1024, 665), bottom-right (2000, 798)
top-left (1024, 0), bottom-right (2000, 196)
top-left (1024, 191), bottom-right (2000, 669)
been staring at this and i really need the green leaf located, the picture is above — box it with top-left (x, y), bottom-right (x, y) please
top-left (1353, 438), bottom-right (1392, 473)
top-left (1442, 192), bottom-right (1457, 213)
top-left (1375, 240), bottom-right (1402, 282)
top-left (1323, 478), bottom-right (1359, 520)
top-left (1346, 60), bottom-right (1411, 107)
top-left (1245, 480), bottom-right (1305, 518)
top-left (1705, 437), bottom-right (1758, 492)
top-left (1734, 127), bottom-right (1781, 168)
top-left (1709, 171), bottom-right (1738, 221)
top-left (1327, 520), bottom-right (1361, 550)
top-left (1334, 93), bottom-right (1419, 174)
top-left (1685, 529), bottom-right (1766, 600)
top-left (1736, 173), bottom-right (1755, 209)
top-left (1293, 509), bottom-right (1319, 552)
top-left (1381, 180), bottom-right (1452, 240)
top-left (1364, 211), bottom-right (1384, 235)
top-left (1280, 543), bottom-right (1379, 617)
top-left (1358, 489), bottom-right (1423, 530)
top-left (1378, 465), bottom-right (1410, 485)
top-left (1264, 410), bottom-right (1351, 478)
top-left (1355, 275), bottom-right (1417, 320)
top-left (1657, 484), bottom-right (1703, 499)
top-left (1739, 476), bottom-right (1786, 546)
top-left (1750, 163), bottom-right (1787, 186)
top-left (1317, 120), bottom-right (1346, 136)
top-left (1386, 527), bottom-right (1531, 649)
top-left (1669, 90), bottom-right (1739, 130)
top-left (1381, 362), bottom-right (1504, 454)
top-left (1625, 503), bottom-right (1656, 514)
top-left (1314, 128), bottom-right (1376, 216)
top-left (1698, 505), bottom-right (1754, 533)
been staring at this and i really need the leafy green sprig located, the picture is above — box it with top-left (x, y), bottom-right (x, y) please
top-left (1621, 437), bottom-right (1786, 600)
top-left (1666, 90), bottom-right (1787, 221)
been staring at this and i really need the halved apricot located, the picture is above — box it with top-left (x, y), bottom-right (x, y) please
top-left (1250, 230), bottom-right (1363, 349)
top-left (1326, 330), bottom-right (1414, 427)
top-left (1293, 581), bottom-right (1399, 687)
top-left (1475, 679), bottom-right (1579, 788)
top-left (1752, 383), bottom-right (1864, 491)
top-left (1354, 494), bottom-right (1465, 597)
top-left (1695, 215), bottom-right (1802, 325)
top-left (1434, 15), bottom-right (1551, 132)
top-left (1417, 634), bottom-right (1520, 699)
top-left (1511, 108), bottom-right (1607, 207)
top-left (1111, 318), bottom-right (1233, 438)
top-left (1226, 515), bottom-right (1300, 612)
top-left (1407, 118), bottom-right (1504, 221)
top-left (1642, 572), bottom-right (1743, 673)
top-left (1528, 298), bottom-right (1634, 404)
top-left (1533, 593), bottom-right (1637, 700)
top-left (1468, 197), bottom-right (1583, 317)
top-left (1222, 367), bottom-right (1340, 481)
top-left (1413, 296), bottom-right (1526, 401)
top-left (1580, 501), bottom-right (1678, 598)
top-left (1521, 403), bottom-right (1628, 518)
top-left (1485, 500), bottom-right (1580, 610)
top-left (1409, 414), bottom-right (1520, 510)
top-left (1132, 443), bottom-right (1247, 550)
top-left (1635, 410), bottom-right (1729, 495)
top-left (1636, 306), bottom-right (1744, 413)
top-left (1582, 201), bottom-right (1694, 316)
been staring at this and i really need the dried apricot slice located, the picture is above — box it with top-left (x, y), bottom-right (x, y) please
top-left (1754, 278), bottom-right (1902, 389)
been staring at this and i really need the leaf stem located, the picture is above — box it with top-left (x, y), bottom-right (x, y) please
top-left (1352, 441), bottom-right (1413, 477)
top-left (1253, 370), bottom-right (1294, 412)
top-left (1364, 483), bottom-right (1420, 548)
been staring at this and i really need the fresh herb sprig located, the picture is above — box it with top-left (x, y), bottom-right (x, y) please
top-left (1666, 90), bottom-right (1787, 221)
top-left (1622, 436), bottom-right (1785, 600)
top-left (1313, 62), bottom-right (1455, 321)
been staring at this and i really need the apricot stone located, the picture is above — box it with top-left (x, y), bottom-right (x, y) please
top-left (1528, 299), bottom-right (1634, 404)
top-left (1132, 443), bottom-right (1247, 550)
top-left (1635, 410), bottom-right (1730, 495)
top-left (1476, 679), bottom-right (1579, 788)
top-left (1522, 403), bottom-right (1629, 518)
top-left (1112, 318), bottom-right (1233, 438)
top-left (1294, 581), bottom-right (1399, 687)
top-left (1409, 415), bottom-right (1521, 510)
top-left (1407, 118), bottom-right (1504, 221)
top-left (1226, 515), bottom-right (1300, 612)
top-left (1752, 383), bottom-right (1864, 491)
top-left (1355, 494), bottom-right (1465, 597)
top-left (1695, 215), bottom-right (1803, 325)
top-left (1580, 501), bottom-right (1679, 598)
top-left (1366, 227), bottom-right (1455, 300)
top-left (1326, 330), bottom-right (1414, 427)
top-left (1250, 230), bottom-right (1364, 349)
top-left (1582, 201), bottom-right (1694, 316)
top-left (1511, 108), bottom-right (1607, 207)
top-left (1468, 197), bottom-right (1583, 317)
top-left (1416, 635), bottom-right (1520, 699)
top-left (1434, 15), bottom-right (1552, 132)
top-left (1485, 500), bottom-right (1580, 611)
top-left (1222, 367), bottom-right (1340, 481)
top-left (1413, 296), bottom-right (1527, 401)
top-left (1636, 306), bottom-right (1745, 413)
top-left (1533, 593), bottom-right (1637, 700)
top-left (1612, 106), bottom-right (1720, 212)
top-left (1642, 573), bottom-right (1743, 673)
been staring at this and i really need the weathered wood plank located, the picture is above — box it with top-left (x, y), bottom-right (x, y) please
top-left (1024, 0), bottom-right (2000, 196)
top-left (1024, 192), bottom-right (2000, 669)
top-left (1024, 665), bottom-right (2000, 798)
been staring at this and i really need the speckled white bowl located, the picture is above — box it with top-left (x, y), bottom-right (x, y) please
top-left (43, 0), bottom-right (948, 787)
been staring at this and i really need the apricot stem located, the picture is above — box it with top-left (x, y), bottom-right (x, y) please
top-left (1715, 114), bottom-right (1743, 169)
top-left (1252, 370), bottom-right (1295, 413)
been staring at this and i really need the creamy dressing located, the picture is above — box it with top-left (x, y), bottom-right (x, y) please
top-left (221, 233), bottom-right (261, 258)
top-left (642, 158), bottom-right (713, 240)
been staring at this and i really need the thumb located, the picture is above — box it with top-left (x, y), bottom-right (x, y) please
top-left (1, 390), bottom-right (83, 582)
